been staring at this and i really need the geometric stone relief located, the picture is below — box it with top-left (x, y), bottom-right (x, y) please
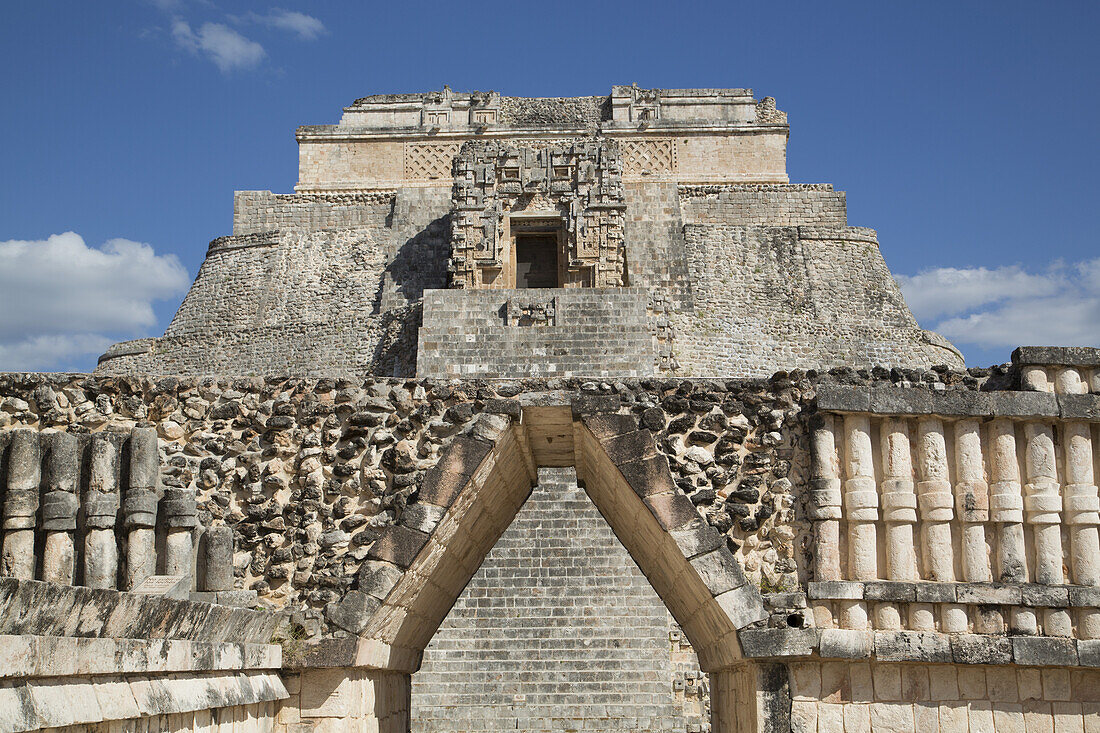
top-left (621, 138), bottom-right (676, 176)
top-left (404, 142), bottom-right (461, 181)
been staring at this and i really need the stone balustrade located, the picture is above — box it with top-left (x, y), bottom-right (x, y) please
top-left (812, 384), bottom-right (1100, 643)
top-left (0, 427), bottom-right (239, 602)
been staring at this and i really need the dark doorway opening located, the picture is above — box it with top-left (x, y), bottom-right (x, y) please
top-left (515, 234), bottom-right (560, 288)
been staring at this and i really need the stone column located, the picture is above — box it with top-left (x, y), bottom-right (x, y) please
top-left (808, 415), bottom-right (842, 582)
top-left (204, 524), bottom-right (235, 592)
top-left (841, 415), bottom-right (877, 630)
top-left (880, 419), bottom-right (922, 629)
top-left (1054, 367), bottom-right (1084, 396)
top-left (808, 415), bottom-right (842, 630)
top-left (954, 419), bottom-right (999, 632)
top-left (124, 427), bottom-right (159, 589)
top-left (1024, 421), bottom-right (1071, 636)
top-left (1064, 420), bottom-right (1100, 638)
top-left (953, 420), bottom-right (992, 582)
top-left (41, 433), bottom-right (79, 585)
top-left (84, 435), bottom-right (120, 589)
top-left (1020, 365), bottom-right (1050, 392)
top-left (916, 418), bottom-right (966, 631)
top-left (989, 420), bottom-right (1036, 634)
top-left (2, 430), bottom-right (40, 579)
top-left (161, 488), bottom-right (198, 584)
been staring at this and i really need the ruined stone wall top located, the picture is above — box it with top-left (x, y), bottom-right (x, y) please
top-left (297, 86), bottom-right (790, 192)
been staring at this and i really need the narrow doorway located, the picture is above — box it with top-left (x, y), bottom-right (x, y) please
top-left (515, 233), bottom-right (560, 288)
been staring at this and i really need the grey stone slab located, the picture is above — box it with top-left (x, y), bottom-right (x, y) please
top-left (581, 412), bottom-right (639, 440)
top-left (990, 391), bottom-right (1060, 418)
top-left (864, 581), bottom-right (916, 602)
top-left (616, 453), bottom-right (677, 498)
top-left (956, 583), bottom-right (1022, 605)
top-left (715, 585), bottom-right (768, 629)
top-left (1012, 636), bottom-right (1079, 667)
top-left (600, 429), bottom-right (658, 464)
top-left (400, 502), bottom-right (445, 534)
top-left (738, 628), bottom-right (817, 658)
top-left (806, 580), bottom-right (864, 600)
top-left (914, 582), bottom-right (957, 603)
top-left (1022, 584), bottom-right (1070, 608)
top-left (763, 592), bottom-right (807, 610)
top-left (357, 560), bottom-right (404, 602)
top-left (815, 385), bottom-right (870, 413)
top-left (1078, 639), bottom-right (1100, 668)
top-left (868, 386), bottom-right (932, 415)
top-left (669, 523), bottom-right (724, 559)
top-left (874, 631), bottom-right (951, 663)
top-left (571, 394), bottom-right (622, 418)
top-left (1059, 394), bottom-right (1100, 421)
top-left (689, 547), bottom-right (747, 596)
top-left (323, 590), bottom-right (380, 636)
top-left (365, 525), bottom-right (429, 569)
top-left (932, 389), bottom-right (994, 417)
top-left (1069, 586), bottom-right (1100, 607)
top-left (818, 628), bottom-right (873, 659)
top-left (1013, 346), bottom-right (1100, 367)
top-left (642, 491), bottom-right (701, 531)
top-left (951, 634), bottom-right (1013, 665)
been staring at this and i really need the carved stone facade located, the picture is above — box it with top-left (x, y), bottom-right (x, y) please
top-left (447, 140), bottom-right (627, 289)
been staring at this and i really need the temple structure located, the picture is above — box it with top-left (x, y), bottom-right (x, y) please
top-left (1, 89), bottom-right (1096, 733)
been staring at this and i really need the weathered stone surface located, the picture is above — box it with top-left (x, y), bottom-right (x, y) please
top-left (738, 628), bottom-right (817, 657)
top-left (616, 453), bottom-right (677, 498)
top-left (818, 629), bottom-right (873, 659)
top-left (1012, 636), bottom-right (1079, 667)
top-left (643, 491), bottom-right (701, 530)
top-left (874, 631), bottom-right (951, 663)
top-left (951, 634), bottom-right (1013, 665)
top-left (365, 525), bottom-right (429, 568)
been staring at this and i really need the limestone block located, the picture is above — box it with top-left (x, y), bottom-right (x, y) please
top-left (203, 525), bottom-right (234, 593)
top-left (873, 631), bottom-right (951, 663)
top-left (365, 526), bottom-right (429, 569)
top-left (818, 629), bottom-right (873, 659)
top-left (951, 634), bottom-right (1013, 665)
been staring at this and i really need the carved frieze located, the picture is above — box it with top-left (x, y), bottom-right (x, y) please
top-left (448, 139), bottom-right (627, 289)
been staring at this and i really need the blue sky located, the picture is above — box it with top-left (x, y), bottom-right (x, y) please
top-left (1, 0), bottom-right (1097, 371)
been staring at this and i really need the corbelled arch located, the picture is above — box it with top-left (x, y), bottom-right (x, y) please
top-left (290, 393), bottom-right (768, 733)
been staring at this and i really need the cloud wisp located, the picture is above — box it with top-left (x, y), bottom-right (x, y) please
top-left (172, 19), bottom-right (266, 72)
top-left (897, 258), bottom-right (1100, 353)
top-left (0, 233), bottom-right (190, 371)
top-left (248, 9), bottom-right (326, 40)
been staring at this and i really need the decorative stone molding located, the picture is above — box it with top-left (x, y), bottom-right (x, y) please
top-left (447, 139), bottom-right (626, 289)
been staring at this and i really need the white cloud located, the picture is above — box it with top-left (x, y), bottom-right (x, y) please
top-left (172, 19), bottom-right (266, 72)
top-left (895, 264), bottom-right (1062, 321)
top-left (898, 259), bottom-right (1100, 351)
top-left (250, 9), bottom-right (326, 40)
top-left (0, 233), bottom-right (189, 371)
top-left (0, 335), bottom-right (116, 374)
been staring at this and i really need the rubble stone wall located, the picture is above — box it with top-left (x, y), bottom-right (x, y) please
top-left (679, 184), bottom-right (847, 227)
top-left (674, 225), bottom-right (963, 376)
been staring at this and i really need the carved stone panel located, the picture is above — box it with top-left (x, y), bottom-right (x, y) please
top-left (405, 142), bottom-right (461, 181)
top-left (621, 139), bottom-right (676, 176)
top-left (448, 139), bottom-right (627, 289)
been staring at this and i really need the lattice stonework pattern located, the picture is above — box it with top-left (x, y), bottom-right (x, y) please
top-left (621, 139), bottom-right (676, 176)
top-left (404, 143), bottom-right (461, 181)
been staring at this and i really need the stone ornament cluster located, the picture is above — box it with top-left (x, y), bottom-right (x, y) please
top-left (448, 140), bottom-right (626, 289)
top-left (0, 427), bottom-right (208, 595)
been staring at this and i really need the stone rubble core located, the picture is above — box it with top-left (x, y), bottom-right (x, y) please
top-left (0, 346), bottom-right (1098, 731)
top-left (94, 86), bottom-right (962, 379)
